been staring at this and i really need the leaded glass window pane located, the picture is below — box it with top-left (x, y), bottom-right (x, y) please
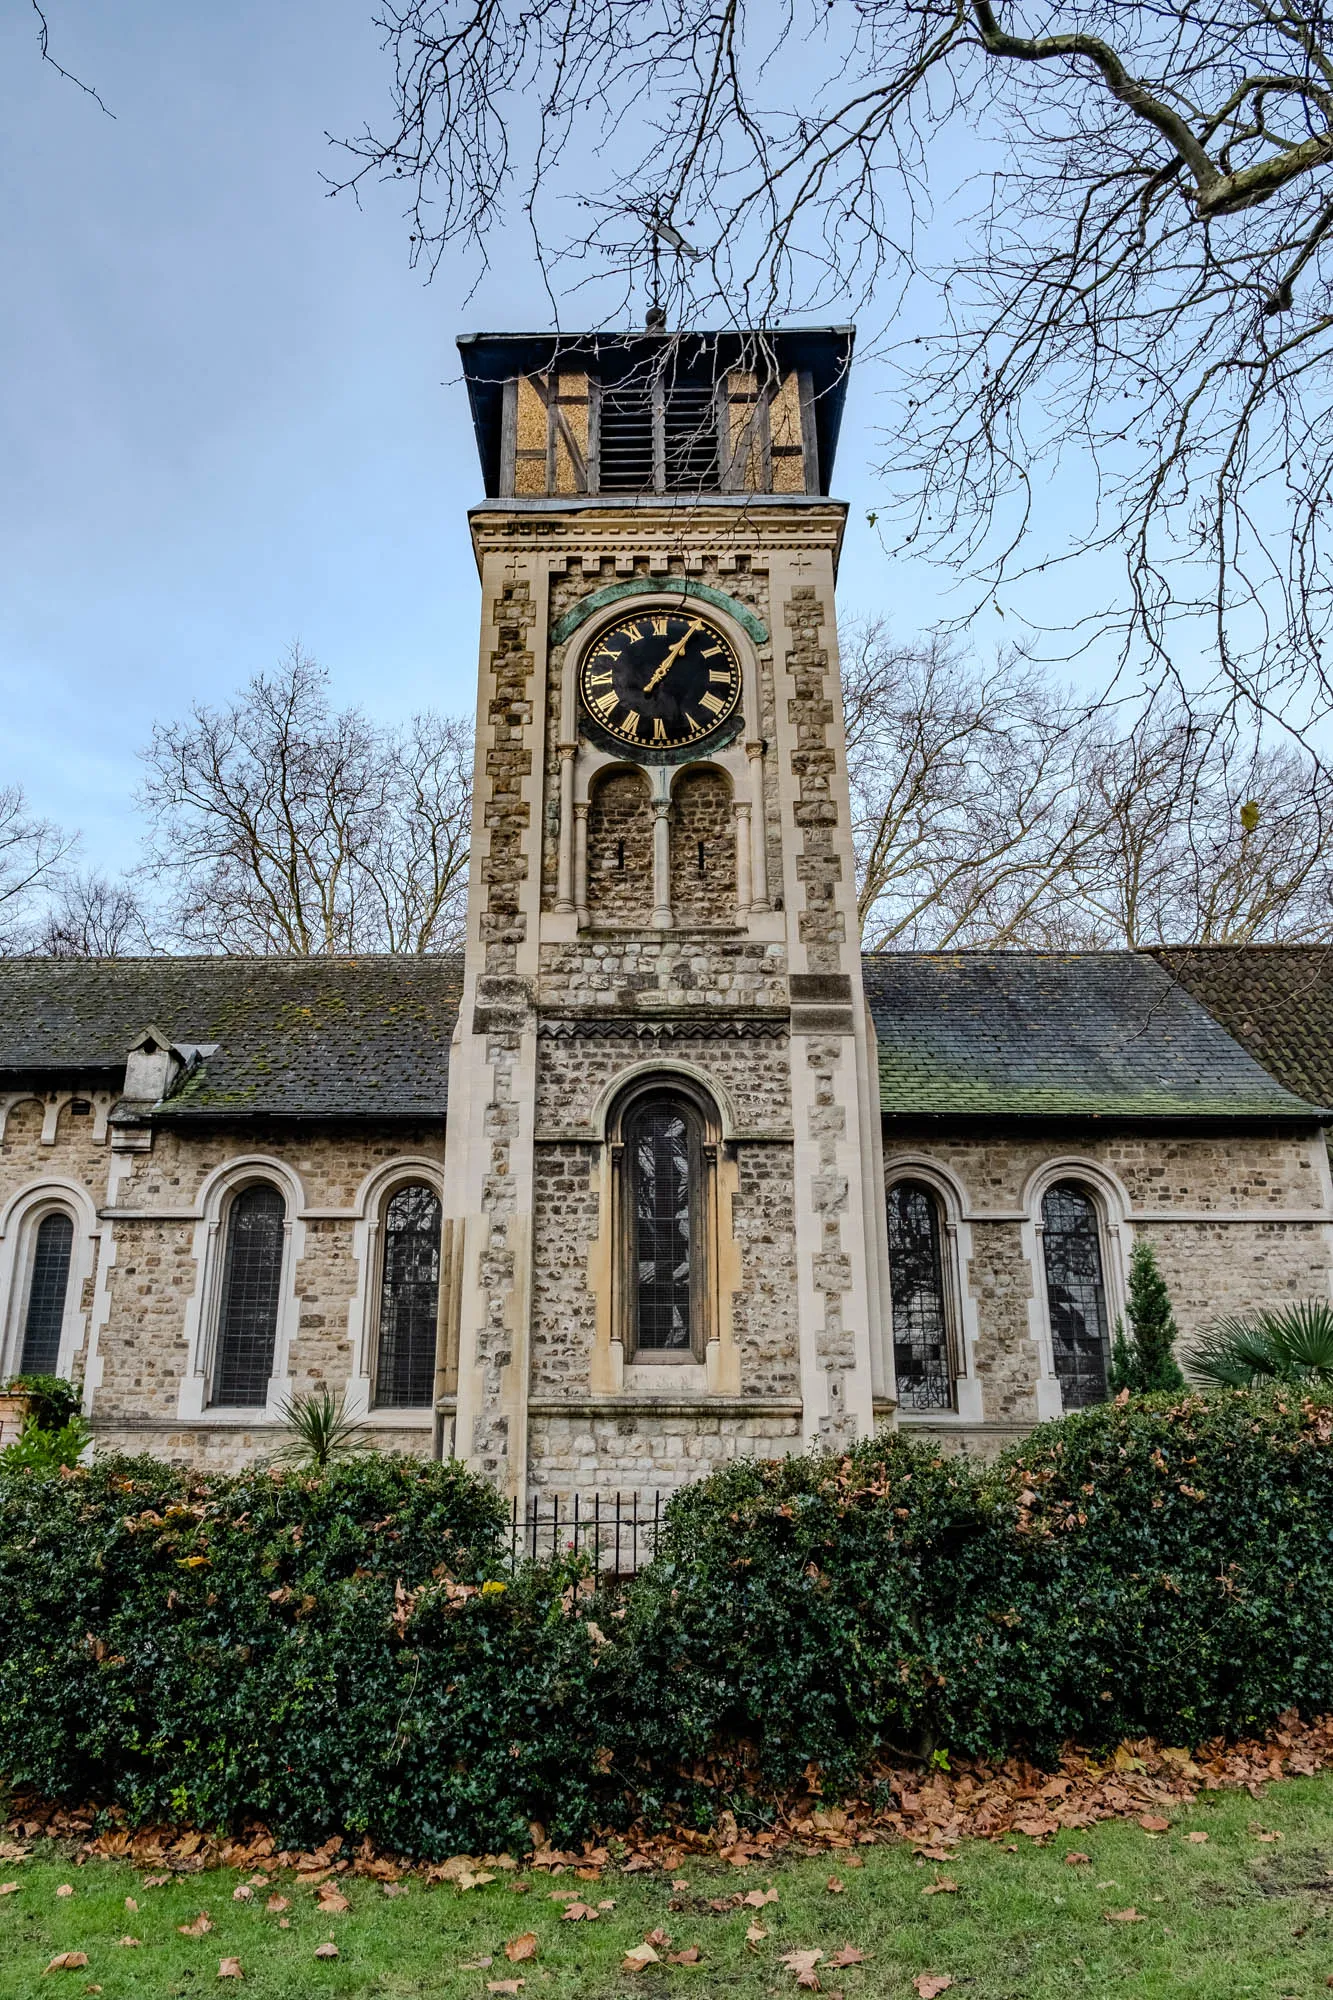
top-left (1041, 1182), bottom-right (1110, 1408)
top-left (376, 1183), bottom-right (442, 1408)
top-left (888, 1181), bottom-right (953, 1411)
top-left (211, 1183), bottom-right (285, 1407)
top-left (20, 1212), bottom-right (73, 1375)
top-left (629, 1100), bottom-right (693, 1351)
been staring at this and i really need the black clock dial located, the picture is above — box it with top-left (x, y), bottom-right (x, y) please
top-left (578, 611), bottom-right (742, 751)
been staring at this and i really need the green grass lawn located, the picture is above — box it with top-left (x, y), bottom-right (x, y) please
top-left (3, 1776), bottom-right (1333, 2000)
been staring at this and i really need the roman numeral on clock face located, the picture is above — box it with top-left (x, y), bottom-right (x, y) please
top-left (697, 690), bottom-right (727, 717)
top-left (587, 670), bottom-right (613, 687)
top-left (591, 690), bottom-right (617, 716)
top-left (650, 616), bottom-right (669, 636)
top-left (623, 710), bottom-right (641, 738)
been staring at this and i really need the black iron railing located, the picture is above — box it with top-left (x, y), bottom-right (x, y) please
top-left (508, 1489), bottom-right (665, 1575)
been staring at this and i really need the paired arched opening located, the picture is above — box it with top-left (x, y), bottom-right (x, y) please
top-left (373, 1180), bottom-right (443, 1408)
top-left (582, 763), bottom-right (740, 929)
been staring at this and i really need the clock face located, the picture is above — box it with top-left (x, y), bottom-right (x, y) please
top-left (578, 610), bottom-right (743, 752)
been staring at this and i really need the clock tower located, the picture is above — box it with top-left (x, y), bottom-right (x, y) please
top-left (440, 324), bottom-right (894, 1503)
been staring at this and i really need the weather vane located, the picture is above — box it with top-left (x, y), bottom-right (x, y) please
top-left (642, 213), bottom-right (702, 329)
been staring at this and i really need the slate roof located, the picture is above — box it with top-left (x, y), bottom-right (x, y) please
top-left (1149, 945), bottom-right (1333, 1116)
top-left (861, 951), bottom-right (1320, 1121)
top-left (0, 957), bottom-right (463, 1121)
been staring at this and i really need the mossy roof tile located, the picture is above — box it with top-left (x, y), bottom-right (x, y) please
top-left (0, 956), bottom-right (463, 1119)
top-left (862, 950), bottom-right (1319, 1120)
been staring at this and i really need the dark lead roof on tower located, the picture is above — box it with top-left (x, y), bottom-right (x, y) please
top-left (457, 326), bottom-right (854, 498)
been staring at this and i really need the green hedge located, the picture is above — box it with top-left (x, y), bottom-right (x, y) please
top-left (2, 1389), bottom-right (1332, 1854)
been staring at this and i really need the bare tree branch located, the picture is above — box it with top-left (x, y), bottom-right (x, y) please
top-left (137, 645), bottom-right (472, 956)
top-left (29, 0), bottom-right (113, 117)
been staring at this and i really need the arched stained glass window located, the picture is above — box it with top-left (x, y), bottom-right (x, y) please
top-left (210, 1183), bottom-right (285, 1408)
top-left (626, 1096), bottom-right (697, 1353)
top-left (887, 1181), bottom-right (954, 1411)
top-left (1041, 1181), bottom-right (1110, 1408)
top-left (20, 1211), bottom-right (74, 1376)
top-left (375, 1183), bottom-right (442, 1408)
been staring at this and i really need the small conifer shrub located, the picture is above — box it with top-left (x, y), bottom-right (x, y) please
top-left (1108, 1237), bottom-right (1186, 1395)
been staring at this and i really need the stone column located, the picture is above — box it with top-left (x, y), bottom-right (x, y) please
top-left (746, 740), bottom-right (770, 910)
top-left (734, 798), bottom-right (753, 916)
top-left (651, 797), bottom-right (673, 929)
top-left (555, 743), bottom-right (577, 913)
top-left (573, 801), bottom-right (589, 929)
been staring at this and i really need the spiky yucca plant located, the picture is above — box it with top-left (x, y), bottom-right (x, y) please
top-left (1186, 1299), bottom-right (1333, 1389)
top-left (272, 1386), bottom-right (372, 1471)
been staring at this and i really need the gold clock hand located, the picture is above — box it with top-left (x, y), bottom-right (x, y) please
top-left (642, 619), bottom-right (703, 694)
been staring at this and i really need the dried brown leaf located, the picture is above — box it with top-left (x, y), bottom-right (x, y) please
top-left (217, 1959), bottom-right (243, 1980)
top-left (313, 1943), bottom-right (338, 1960)
top-left (178, 1913), bottom-right (214, 1937)
top-left (826, 1875), bottom-right (844, 1894)
top-left (1138, 1815), bottom-right (1170, 1834)
top-left (1104, 1908), bottom-right (1145, 1923)
top-left (622, 1943), bottom-right (659, 1971)
top-left (913, 1978), bottom-right (953, 1999)
top-left (504, 1932), bottom-right (538, 1964)
top-left (44, 1955), bottom-right (90, 1972)
top-left (827, 1945), bottom-right (868, 1968)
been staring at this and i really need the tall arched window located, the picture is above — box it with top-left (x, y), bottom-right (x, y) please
top-left (375, 1183), bottom-right (442, 1408)
top-left (625, 1094), bottom-right (701, 1356)
top-left (1041, 1182), bottom-right (1110, 1408)
top-left (887, 1180), bottom-right (954, 1411)
top-left (19, 1211), bottom-right (74, 1376)
top-left (210, 1183), bottom-right (285, 1408)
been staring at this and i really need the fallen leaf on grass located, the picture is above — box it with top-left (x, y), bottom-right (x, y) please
top-left (914, 1979), bottom-right (953, 1999)
top-left (316, 1887), bottom-right (350, 1914)
top-left (826, 1876), bottom-right (844, 1894)
top-left (44, 1955), bottom-right (89, 1972)
top-left (1254, 1830), bottom-right (1283, 1844)
top-left (55, 1885), bottom-right (74, 1898)
top-left (217, 1960), bottom-right (243, 1980)
top-left (643, 1929), bottom-right (671, 1948)
top-left (124, 1898), bottom-right (138, 1912)
top-left (597, 1898), bottom-right (616, 1911)
top-left (667, 1947), bottom-right (702, 1965)
top-left (278, 1919), bottom-right (290, 1930)
top-left (922, 1877), bottom-right (958, 1896)
top-left (742, 1886), bottom-right (778, 1907)
top-left (622, 1943), bottom-right (660, 1971)
top-left (459, 1958), bottom-right (494, 1972)
top-left (504, 1933), bottom-right (538, 1964)
top-left (1138, 1815), bottom-right (1171, 1833)
top-left (313, 1943), bottom-right (338, 1960)
top-left (1104, 1908), bottom-right (1145, 1923)
top-left (141, 1875), bottom-right (169, 1889)
top-left (781, 1949), bottom-right (824, 1991)
top-left (0, 1883), bottom-right (19, 1896)
top-left (913, 1845), bottom-right (955, 1864)
top-left (84, 1986), bottom-right (102, 1993)
top-left (486, 1984), bottom-right (524, 1995)
top-left (118, 1939), bottom-right (141, 1949)
top-left (1186, 1831), bottom-right (1209, 1845)
top-left (745, 1921), bottom-right (768, 1948)
top-left (1064, 1852), bottom-right (1090, 1866)
top-left (560, 1901), bottom-right (599, 1922)
top-left (265, 1895), bottom-right (289, 1913)
top-left (827, 1946), bottom-right (868, 1968)
top-left (232, 1886), bottom-right (253, 1903)
top-left (178, 1913), bottom-right (214, 1937)
top-left (382, 1883), bottom-right (409, 1898)
top-left (671, 1879), bottom-right (691, 1891)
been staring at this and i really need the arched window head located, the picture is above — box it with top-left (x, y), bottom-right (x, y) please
top-left (1041, 1181), bottom-right (1110, 1408)
top-left (375, 1182), bottom-right (442, 1408)
top-left (20, 1211), bottom-right (74, 1376)
top-left (210, 1182), bottom-right (285, 1408)
top-left (887, 1180), bottom-right (954, 1412)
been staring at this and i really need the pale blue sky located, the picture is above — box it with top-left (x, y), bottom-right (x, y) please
top-left (0, 1), bottom-right (1090, 880)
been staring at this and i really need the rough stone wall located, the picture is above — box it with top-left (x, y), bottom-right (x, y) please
top-left (530, 1141), bottom-right (601, 1396)
top-left (539, 937), bottom-right (787, 1012)
top-left (527, 1407), bottom-right (802, 1498)
top-left (535, 1027), bottom-right (792, 1135)
top-left (1, 1096), bottom-right (110, 1206)
top-left (90, 1124), bottom-right (444, 1451)
top-left (669, 768), bottom-right (736, 927)
top-left (729, 1144), bottom-right (801, 1394)
top-left (586, 769), bottom-right (653, 924)
top-left (883, 1123), bottom-right (1333, 1434)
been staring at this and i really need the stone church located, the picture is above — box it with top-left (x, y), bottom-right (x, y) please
top-left (2, 324), bottom-right (1331, 1497)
